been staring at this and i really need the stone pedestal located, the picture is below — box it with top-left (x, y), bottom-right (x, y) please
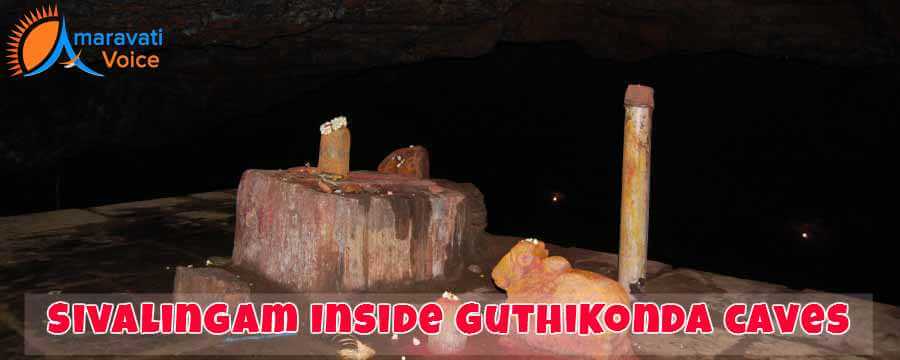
top-left (232, 170), bottom-right (485, 292)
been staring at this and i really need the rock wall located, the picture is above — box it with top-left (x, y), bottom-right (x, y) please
top-left (10, 0), bottom-right (893, 72)
top-left (2, 0), bottom-right (897, 214)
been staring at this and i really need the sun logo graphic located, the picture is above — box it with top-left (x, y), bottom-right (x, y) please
top-left (6, 5), bottom-right (103, 77)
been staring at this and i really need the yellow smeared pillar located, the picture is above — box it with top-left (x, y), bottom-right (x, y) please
top-left (618, 85), bottom-right (654, 293)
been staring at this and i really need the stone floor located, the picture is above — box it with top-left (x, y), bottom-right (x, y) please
top-left (1, 191), bottom-right (898, 359)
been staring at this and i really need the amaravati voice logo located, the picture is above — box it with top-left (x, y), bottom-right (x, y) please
top-left (7, 4), bottom-right (164, 78)
top-left (6, 5), bottom-right (103, 77)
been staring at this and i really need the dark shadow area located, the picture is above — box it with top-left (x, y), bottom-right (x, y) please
top-left (2, 42), bottom-right (897, 304)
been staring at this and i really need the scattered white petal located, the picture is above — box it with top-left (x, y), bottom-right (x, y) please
top-left (320, 122), bottom-right (333, 135)
top-left (412, 337), bottom-right (421, 346)
top-left (391, 333), bottom-right (399, 341)
top-left (442, 291), bottom-right (459, 301)
top-left (331, 116), bottom-right (348, 130)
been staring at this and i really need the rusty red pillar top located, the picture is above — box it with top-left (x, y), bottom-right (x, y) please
top-left (624, 84), bottom-right (655, 108)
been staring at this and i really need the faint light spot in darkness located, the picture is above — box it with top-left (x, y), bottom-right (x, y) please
top-left (801, 232), bottom-right (809, 239)
top-left (550, 192), bottom-right (564, 205)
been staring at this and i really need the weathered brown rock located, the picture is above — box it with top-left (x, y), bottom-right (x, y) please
top-left (377, 145), bottom-right (430, 179)
top-left (232, 169), bottom-right (485, 291)
top-left (173, 267), bottom-right (251, 308)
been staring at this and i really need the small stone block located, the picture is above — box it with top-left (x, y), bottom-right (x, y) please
top-left (377, 145), bottom-right (430, 179)
top-left (173, 267), bottom-right (251, 308)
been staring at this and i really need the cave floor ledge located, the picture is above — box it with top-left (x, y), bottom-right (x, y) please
top-left (1, 191), bottom-right (898, 359)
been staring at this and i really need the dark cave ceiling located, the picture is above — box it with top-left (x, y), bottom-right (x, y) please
top-left (1, 0), bottom-right (898, 177)
top-left (8, 0), bottom-right (897, 73)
